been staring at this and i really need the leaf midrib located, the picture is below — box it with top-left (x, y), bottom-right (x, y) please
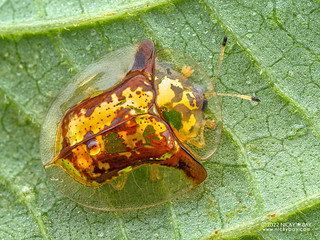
top-left (0, 0), bottom-right (169, 35)
top-left (201, 193), bottom-right (320, 239)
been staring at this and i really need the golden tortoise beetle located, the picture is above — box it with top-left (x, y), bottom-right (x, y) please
top-left (40, 37), bottom-right (260, 211)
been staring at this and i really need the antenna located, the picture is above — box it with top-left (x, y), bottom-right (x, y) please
top-left (207, 35), bottom-right (260, 102)
top-left (213, 35), bottom-right (227, 86)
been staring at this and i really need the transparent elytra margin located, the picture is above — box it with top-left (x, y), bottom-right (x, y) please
top-left (40, 41), bottom-right (221, 211)
top-left (155, 48), bottom-right (222, 160)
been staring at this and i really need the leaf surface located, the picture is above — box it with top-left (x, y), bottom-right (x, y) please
top-left (0, 0), bottom-right (320, 239)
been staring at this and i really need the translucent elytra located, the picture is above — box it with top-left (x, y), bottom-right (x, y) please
top-left (155, 48), bottom-right (222, 160)
top-left (40, 40), bottom-right (221, 211)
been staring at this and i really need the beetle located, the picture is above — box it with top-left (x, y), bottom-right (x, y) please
top-left (40, 37), bottom-right (259, 211)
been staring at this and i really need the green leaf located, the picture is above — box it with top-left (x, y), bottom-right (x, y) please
top-left (1, 0), bottom-right (320, 239)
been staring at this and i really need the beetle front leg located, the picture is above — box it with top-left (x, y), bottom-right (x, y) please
top-left (188, 120), bottom-right (217, 148)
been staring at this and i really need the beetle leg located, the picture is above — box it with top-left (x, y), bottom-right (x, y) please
top-left (109, 173), bottom-right (130, 191)
top-left (181, 65), bottom-right (194, 78)
top-left (150, 165), bottom-right (161, 182)
top-left (188, 120), bottom-right (216, 148)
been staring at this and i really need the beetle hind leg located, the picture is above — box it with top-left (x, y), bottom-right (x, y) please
top-left (150, 165), bottom-right (161, 182)
top-left (109, 173), bottom-right (130, 191)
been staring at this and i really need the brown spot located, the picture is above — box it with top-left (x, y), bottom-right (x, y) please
top-left (186, 93), bottom-right (195, 107)
top-left (85, 106), bottom-right (96, 117)
top-left (171, 84), bottom-right (184, 102)
top-left (128, 40), bottom-right (155, 76)
top-left (93, 166), bottom-right (105, 174)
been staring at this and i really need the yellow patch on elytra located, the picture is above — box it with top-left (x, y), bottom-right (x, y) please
top-left (157, 76), bottom-right (198, 111)
top-left (96, 135), bottom-right (105, 153)
top-left (120, 115), bottom-right (174, 153)
top-left (118, 166), bottom-right (133, 174)
top-left (156, 75), bottom-right (201, 143)
top-left (119, 152), bottom-right (132, 158)
top-left (66, 87), bottom-right (153, 146)
top-left (122, 87), bottom-right (153, 110)
top-left (72, 145), bottom-right (93, 170)
top-left (181, 114), bottom-right (197, 135)
top-left (98, 161), bottom-right (110, 171)
top-left (180, 91), bottom-right (197, 110)
top-left (156, 76), bottom-right (183, 107)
